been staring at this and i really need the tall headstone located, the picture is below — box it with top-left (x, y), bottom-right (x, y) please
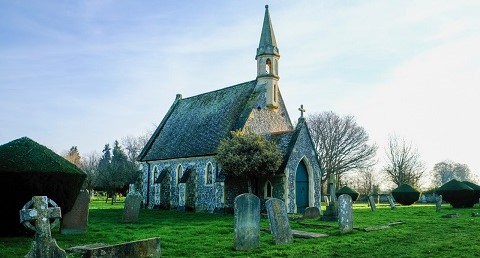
top-left (321, 173), bottom-right (338, 221)
top-left (338, 194), bottom-right (353, 234)
top-left (265, 198), bottom-right (293, 244)
top-left (368, 195), bottom-right (377, 211)
top-left (303, 206), bottom-right (320, 219)
top-left (19, 196), bottom-right (67, 258)
top-left (234, 193), bottom-right (260, 250)
top-left (61, 189), bottom-right (90, 234)
top-left (387, 195), bottom-right (396, 209)
top-left (436, 195), bottom-right (443, 212)
top-left (123, 191), bottom-right (143, 223)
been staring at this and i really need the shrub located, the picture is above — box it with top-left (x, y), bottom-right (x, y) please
top-left (391, 183), bottom-right (420, 205)
top-left (336, 186), bottom-right (359, 202)
top-left (462, 181), bottom-right (480, 207)
top-left (436, 179), bottom-right (474, 208)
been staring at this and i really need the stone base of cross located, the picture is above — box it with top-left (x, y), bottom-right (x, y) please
top-left (19, 196), bottom-right (67, 258)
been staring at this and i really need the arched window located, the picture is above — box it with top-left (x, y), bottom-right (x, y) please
top-left (264, 181), bottom-right (273, 198)
top-left (153, 165), bottom-right (159, 184)
top-left (176, 165), bottom-right (183, 184)
top-left (266, 59), bottom-right (272, 74)
top-left (205, 162), bottom-right (214, 185)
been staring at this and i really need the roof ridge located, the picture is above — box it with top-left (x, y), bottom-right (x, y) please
top-left (179, 80), bottom-right (256, 101)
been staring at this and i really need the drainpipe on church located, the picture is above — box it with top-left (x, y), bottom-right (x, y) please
top-left (145, 162), bottom-right (151, 209)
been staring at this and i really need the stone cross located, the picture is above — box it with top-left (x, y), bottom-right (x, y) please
top-left (298, 105), bottom-right (306, 118)
top-left (265, 198), bottom-right (293, 244)
top-left (321, 173), bottom-right (338, 221)
top-left (338, 194), bottom-right (353, 234)
top-left (19, 196), bottom-right (67, 258)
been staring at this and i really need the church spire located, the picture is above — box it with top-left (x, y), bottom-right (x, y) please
top-left (256, 5), bottom-right (279, 58)
top-left (256, 5), bottom-right (280, 109)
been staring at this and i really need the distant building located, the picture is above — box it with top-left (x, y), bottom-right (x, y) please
top-left (138, 5), bottom-right (322, 213)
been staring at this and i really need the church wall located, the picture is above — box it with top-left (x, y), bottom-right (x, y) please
top-left (244, 85), bottom-right (293, 134)
top-left (284, 125), bottom-right (322, 213)
top-left (142, 156), bottom-right (219, 213)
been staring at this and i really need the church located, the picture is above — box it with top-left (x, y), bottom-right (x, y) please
top-left (138, 5), bottom-right (322, 214)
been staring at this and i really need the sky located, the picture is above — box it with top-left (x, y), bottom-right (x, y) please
top-left (1, 1), bottom-right (480, 187)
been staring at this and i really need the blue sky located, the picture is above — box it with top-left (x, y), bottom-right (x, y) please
top-left (1, 1), bottom-right (479, 186)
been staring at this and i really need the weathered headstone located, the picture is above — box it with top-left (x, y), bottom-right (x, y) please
top-left (368, 195), bottom-right (376, 211)
top-left (303, 206), bottom-right (320, 219)
top-left (338, 194), bottom-right (353, 234)
top-left (19, 196), bottom-right (67, 258)
top-left (234, 193), bottom-right (260, 250)
top-left (387, 195), bottom-right (396, 209)
top-left (436, 195), bottom-right (442, 212)
top-left (123, 191), bottom-right (143, 223)
top-left (265, 198), bottom-right (293, 244)
top-left (66, 237), bottom-right (161, 258)
top-left (323, 196), bottom-right (330, 207)
top-left (61, 189), bottom-right (90, 234)
top-left (321, 174), bottom-right (338, 221)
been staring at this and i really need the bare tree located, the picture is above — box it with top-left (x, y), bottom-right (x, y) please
top-left (307, 111), bottom-right (377, 191)
top-left (80, 151), bottom-right (100, 195)
top-left (344, 168), bottom-right (380, 197)
top-left (64, 146), bottom-right (81, 167)
top-left (432, 160), bottom-right (471, 187)
top-left (383, 135), bottom-right (425, 187)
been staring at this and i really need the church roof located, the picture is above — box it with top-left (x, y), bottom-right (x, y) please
top-left (139, 80), bottom-right (259, 161)
top-left (256, 5), bottom-right (279, 57)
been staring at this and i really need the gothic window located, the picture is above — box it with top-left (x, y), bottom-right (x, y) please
top-left (176, 164), bottom-right (183, 185)
top-left (264, 181), bottom-right (273, 198)
top-left (205, 162), bottom-right (214, 185)
top-left (266, 58), bottom-right (272, 74)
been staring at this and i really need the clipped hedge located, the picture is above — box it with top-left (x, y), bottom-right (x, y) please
top-left (0, 137), bottom-right (86, 236)
top-left (336, 186), bottom-right (359, 202)
top-left (462, 181), bottom-right (480, 207)
top-left (391, 183), bottom-right (420, 205)
top-left (436, 179), bottom-right (474, 208)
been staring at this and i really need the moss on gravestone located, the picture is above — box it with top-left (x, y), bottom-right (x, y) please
top-left (0, 137), bottom-right (86, 236)
top-left (391, 184), bottom-right (420, 206)
top-left (436, 179), bottom-right (474, 208)
top-left (336, 186), bottom-right (359, 202)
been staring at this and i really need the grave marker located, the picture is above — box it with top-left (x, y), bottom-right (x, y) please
top-left (303, 207), bottom-right (320, 219)
top-left (387, 195), bottom-right (396, 209)
top-left (368, 195), bottom-right (376, 211)
top-left (338, 194), bottom-right (353, 234)
top-left (436, 195), bottom-right (442, 212)
top-left (123, 191), bottom-right (143, 223)
top-left (61, 189), bottom-right (90, 234)
top-left (19, 196), bottom-right (67, 258)
top-left (265, 198), bottom-right (293, 244)
top-left (234, 193), bottom-right (260, 250)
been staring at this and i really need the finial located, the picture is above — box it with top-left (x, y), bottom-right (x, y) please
top-left (265, 5), bottom-right (268, 9)
top-left (298, 104), bottom-right (306, 118)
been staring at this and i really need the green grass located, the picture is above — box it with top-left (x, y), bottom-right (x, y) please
top-left (1, 200), bottom-right (480, 257)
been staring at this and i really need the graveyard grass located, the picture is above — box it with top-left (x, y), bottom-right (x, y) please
top-left (2, 198), bottom-right (480, 257)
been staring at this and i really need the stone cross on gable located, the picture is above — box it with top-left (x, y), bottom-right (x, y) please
top-left (298, 105), bottom-right (306, 118)
top-left (19, 196), bottom-right (67, 258)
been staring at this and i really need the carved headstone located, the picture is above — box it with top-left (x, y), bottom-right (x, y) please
top-left (123, 192), bottom-right (143, 223)
top-left (61, 190), bottom-right (90, 234)
top-left (265, 198), bottom-right (293, 244)
top-left (19, 196), bottom-right (67, 258)
top-left (387, 195), bottom-right (396, 209)
top-left (338, 194), bottom-right (353, 234)
top-left (436, 195), bottom-right (443, 212)
top-left (368, 195), bottom-right (377, 211)
top-left (303, 206), bottom-right (320, 219)
top-left (234, 193), bottom-right (260, 250)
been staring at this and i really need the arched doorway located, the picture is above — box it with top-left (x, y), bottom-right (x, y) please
top-left (295, 161), bottom-right (309, 213)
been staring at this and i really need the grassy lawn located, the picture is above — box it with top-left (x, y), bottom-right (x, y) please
top-left (1, 199), bottom-right (479, 257)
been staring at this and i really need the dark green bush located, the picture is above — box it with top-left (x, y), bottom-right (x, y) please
top-left (391, 183), bottom-right (420, 205)
top-left (436, 179), bottom-right (474, 208)
top-left (336, 186), bottom-right (359, 202)
top-left (462, 181), bottom-right (480, 207)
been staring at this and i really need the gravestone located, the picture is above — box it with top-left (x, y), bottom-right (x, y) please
top-left (66, 237), bottom-right (161, 257)
top-left (338, 194), bottom-right (353, 234)
top-left (19, 196), bottom-right (67, 258)
top-left (368, 195), bottom-right (377, 211)
top-left (234, 193), bottom-right (260, 250)
top-left (436, 195), bottom-right (442, 212)
top-left (303, 206), bottom-right (320, 219)
top-left (61, 189), bottom-right (90, 234)
top-left (265, 198), bottom-right (293, 244)
top-left (323, 196), bottom-right (330, 207)
top-left (321, 174), bottom-right (338, 221)
top-left (387, 195), bottom-right (396, 209)
top-left (123, 191), bottom-right (143, 223)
